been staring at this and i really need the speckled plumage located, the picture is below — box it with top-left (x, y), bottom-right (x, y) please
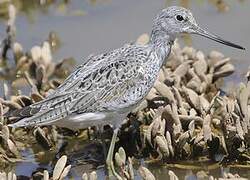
top-left (9, 6), bottom-right (244, 130)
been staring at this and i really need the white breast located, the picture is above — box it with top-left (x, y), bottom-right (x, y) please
top-left (53, 111), bottom-right (128, 130)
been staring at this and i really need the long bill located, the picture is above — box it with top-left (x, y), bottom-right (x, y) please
top-left (191, 25), bottom-right (245, 50)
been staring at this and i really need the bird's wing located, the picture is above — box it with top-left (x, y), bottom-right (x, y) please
top-left (9, 44), bottom-right (151, 127)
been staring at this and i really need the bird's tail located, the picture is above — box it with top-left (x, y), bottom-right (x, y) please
top-left (8, 106), bottom-right (70, 128)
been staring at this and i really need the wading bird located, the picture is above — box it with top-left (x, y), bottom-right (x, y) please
top-left (9, 6), bottom-right (244, 177)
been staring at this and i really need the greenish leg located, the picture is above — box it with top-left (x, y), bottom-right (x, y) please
top-left (106, 128), bottom-right (119, 179)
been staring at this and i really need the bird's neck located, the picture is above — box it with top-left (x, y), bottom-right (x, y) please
top-left (149, 28), bottom-right (174, 66)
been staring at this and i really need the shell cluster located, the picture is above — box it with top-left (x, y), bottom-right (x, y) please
top-left (0, 3), bottom-right (72, 165)
top-left (0, 4), bottom-right (74, 96)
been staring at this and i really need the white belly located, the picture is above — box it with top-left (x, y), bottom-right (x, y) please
top-left (52, 111), bottom-right (128, 130)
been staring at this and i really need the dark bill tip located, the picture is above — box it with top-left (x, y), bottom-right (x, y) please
top-left (193, 25), bottom-right (245, 51)
top-left (209, 35), bottom-right (246, 50)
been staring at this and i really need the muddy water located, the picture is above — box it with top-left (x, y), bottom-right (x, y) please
top-left (1, 0), bottom-right (250, 179)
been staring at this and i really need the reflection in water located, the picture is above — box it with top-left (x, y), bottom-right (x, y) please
top-left (166, 0), bottom-right (246, 12)
top-left (0, 0), bottom-right (55, 20)
top-left (0, 0), bottom-right (76, 23)
top-left (0, 0), bottom-right (244, 21)
top-left (166, 0), bottom-right (241, 12)
top-left (0, 0), bottom-right (113, 21)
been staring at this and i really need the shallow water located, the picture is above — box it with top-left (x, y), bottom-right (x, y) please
top-left (1, 1), bottom-right (249, 62)
top-left (1, 0), bottom-right (249, 92)
top-left (1, 0), bottom-right (250, 179)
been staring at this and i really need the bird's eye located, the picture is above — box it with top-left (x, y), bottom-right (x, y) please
top-left (176, 15), bottom-right (184, 22)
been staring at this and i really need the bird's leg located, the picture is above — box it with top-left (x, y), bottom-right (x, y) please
top-left (96, 125), bottom-right (108, 163)
top-left (106, 128), bottom-right (120, 179)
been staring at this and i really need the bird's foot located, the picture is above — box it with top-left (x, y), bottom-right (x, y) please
top-left (106, 128), bottom-right (123, 180)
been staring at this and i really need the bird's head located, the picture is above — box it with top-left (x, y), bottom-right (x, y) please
top-left (153, 6), bottom-right (245, 50)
